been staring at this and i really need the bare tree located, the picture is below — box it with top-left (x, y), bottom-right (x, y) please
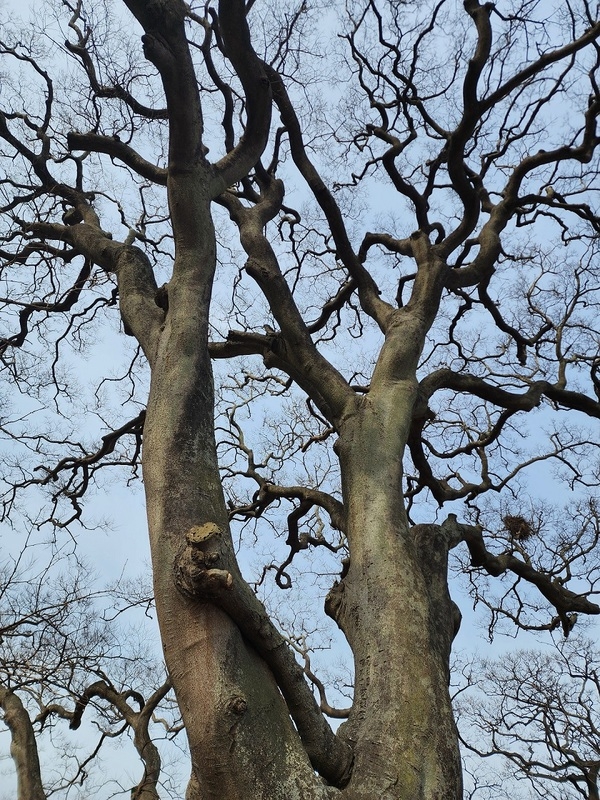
top-left (1, 1), bottom-right (599, 798)
top-left (0, 544), bottom-right (179, 799)
top-left (457, 635), bottom-right (600, 800)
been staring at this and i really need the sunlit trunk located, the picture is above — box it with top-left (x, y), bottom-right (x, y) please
top-left (140, 213), bottom-right (332, 799)
top-left (143, 345), bottom-right (331, 798)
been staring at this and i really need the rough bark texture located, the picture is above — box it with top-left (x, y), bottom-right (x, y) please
top-left (0, 688), bottom-right (46, 800)
top-left (326, 383), bottom-right (462, 799)
top-left (143, 352), bottom-right (334, 798)
top-left (139, 187), bottom-right (335, 795)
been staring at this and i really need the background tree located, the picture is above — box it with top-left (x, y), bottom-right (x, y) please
top-left (456, 634), bottom-right (600, 800)
top-left (0, 1), bottom-right (599, 798)
top-left (0, 543), bottom-right (180, 799)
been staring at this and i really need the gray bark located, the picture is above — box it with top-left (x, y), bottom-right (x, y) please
top-left (0, 687), bottom-right (46, 800)
top-left (326, 383), bottom-right (462, 800)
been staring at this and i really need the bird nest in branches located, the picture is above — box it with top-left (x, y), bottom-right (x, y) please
top-left (503, 515), bottom-right (535, 541)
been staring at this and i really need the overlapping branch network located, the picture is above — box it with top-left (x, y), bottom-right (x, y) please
top-left (0, 2), bottom-right (600, 792)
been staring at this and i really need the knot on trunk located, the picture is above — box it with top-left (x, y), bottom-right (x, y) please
top-left (325, 579), bottom-right (345, 624)
top-left (173, 523), bottom-right (232, 599)
top-left (226, 695), bottom-right (248, 716)
top-left (141, 33), bottom-right (175, 72)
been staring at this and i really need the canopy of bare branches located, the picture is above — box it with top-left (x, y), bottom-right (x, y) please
top-left (0, 1), bottom-right (599, 798)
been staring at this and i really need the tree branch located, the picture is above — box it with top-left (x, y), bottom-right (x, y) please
top-left (67, 133), bottom-right (167, 185)
top-left (220, 181), bottom-right (355, 426)
top-left (173, 531), bottom-right (353, 787)
top-left (459, 523), bottom-right (600, 633)
top-left (264, 62), bottom-right (395, 332)
top-left (420, 369), bottom-right (600, 420)
top-left (210, 0), bottom-right (272, 194)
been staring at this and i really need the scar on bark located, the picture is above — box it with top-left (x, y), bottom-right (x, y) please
top-left (173, 523), bottom-right (233, 598)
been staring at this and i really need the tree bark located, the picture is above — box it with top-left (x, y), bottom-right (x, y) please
top-left (326, 380), bottom-right (463, 800)
top-left (139, 188), bottom-right (335, 796)
top-left (0, 687), bottom-right (46, 800)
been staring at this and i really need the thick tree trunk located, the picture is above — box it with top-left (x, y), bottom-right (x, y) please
top-left (140, 205), bottom-right (333, 798)
top-left (328, 381), bottom-right (463, 800)
top-left (0, 687), bottom-right (46, 800)
top-left (143, 348), bottom-right (332, 798)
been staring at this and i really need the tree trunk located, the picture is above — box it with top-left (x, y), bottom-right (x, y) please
top-left (327, 380), bottom-right (463, 800)
top-left (140, 206), bottom-right (333, 798)
top-left (0, 687), bottom-right (46, 800)
top-left (144, 359), bottom-right (462, 800)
